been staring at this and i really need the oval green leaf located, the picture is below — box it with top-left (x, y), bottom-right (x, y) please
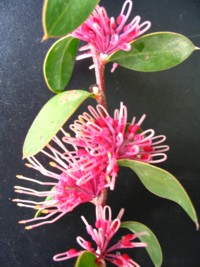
top-left (118, 159), bottom-right (199, 229)
top-left (108, 32), bottom-right (196, 72)
top-left (44, 36), bottom-right (79, 93)
top-left (121, 221), bottom-right (162, 267)
top-left (75, 251), bottom-right (103, 267)
top-left (43, 0), bottom-right (100, 39)
top-left (23, 90), bottom-right (93, 158)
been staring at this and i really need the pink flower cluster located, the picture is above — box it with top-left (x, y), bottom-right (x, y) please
top-left (72, 0), bottom-right (151, 64)
top-left (64, 103), bottom-right (169, 190)
top-left (14, 103), bottom-right (169, 229)
top-left (54, 204), bottom-right (147, 267)
top-left (14, 139), bottom-right (106, 229)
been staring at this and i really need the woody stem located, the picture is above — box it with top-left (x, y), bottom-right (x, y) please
top-left (90, 46), bottom-right (108, 206)
top-left (90, 45), bottom-right (107, 109)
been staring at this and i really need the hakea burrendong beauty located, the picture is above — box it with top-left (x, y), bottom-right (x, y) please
top-left (64, 102), bottom-right (169, 190)
top-left (72, 0), bottom-right (151, 70)
top-left (14, 103), bottom-right (169, 229)
top-left (54, 205), bottom-right (147, 267)
top-left (13, 136), bottom-right (107, 229)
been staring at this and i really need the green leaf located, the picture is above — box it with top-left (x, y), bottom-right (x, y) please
top-left (75, 251), bottom-right (103, 267)
top-left (34, 187), bottom-right (55, 218)
top-left (43, 0), bottom-right (100, 39)
top-left (121, 221), bottom-right (162, 267)
top-left (118, 159), bottom-right (199, 229)
top-left (108, 32), bottom-right (196, 72)
top-left (44, 36), bottom-right (79, 93)
top-left (34, 210), bottom-right (41, 218)
top-left (23, 90), bottom-right (93, 158)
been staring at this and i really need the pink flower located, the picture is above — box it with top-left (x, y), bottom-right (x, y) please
top-left (72, 0), bottom-right (151, 69)
top-left (54, 205), bottom-right (147, 267)
top-left (14, 103), bottom-right (169, 228)
top-left (13, 134), bottom-right (106, 229)
top-left (63, 102), bottom-right (169, 190)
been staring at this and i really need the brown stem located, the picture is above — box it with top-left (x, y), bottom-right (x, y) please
top-left (90, 45), bottom-right (108, 206)
top-left (90, 45), bottom-right (107, 109)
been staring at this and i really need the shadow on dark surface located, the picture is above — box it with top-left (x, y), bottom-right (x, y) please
top-left (0, 0), bottom-right (200, 266)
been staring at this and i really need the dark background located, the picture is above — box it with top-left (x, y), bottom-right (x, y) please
top-left (0, 0), bottom-right (200, 266)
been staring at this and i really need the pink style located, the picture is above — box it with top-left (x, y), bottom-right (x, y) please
top-left (64, 103), bottom-right (169, 190)
top-left (54, 205), bottom-right (147, 267)
top-left (72, 0), bottom-right (151, 69)
top-left (13, 103), bottom-right (169, 229)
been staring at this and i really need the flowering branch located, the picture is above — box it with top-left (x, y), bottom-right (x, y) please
top-left (14, 0), bottom-right (199, 266)
top-left (53, 205), bottom-right (147, 267)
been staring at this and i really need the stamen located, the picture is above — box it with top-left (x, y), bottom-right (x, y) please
top-left (25, 226), bottom-right (32, 230)
top-left (137, 114), bottom-right (146, 125)
top-left (42, 146), bottom-right (70, 169)
top-left (18, 220), bottom-right (26, 224)
top-left (49, 161), bottom-right (66, 173)
top-left (17, 203), bottom-right (35, 209)
top-left (111, 63), bottom-right (118, 73)
top-left (25, 163), bottom-right (32, 168)
top-left (117, 208), bottom-right (125, 220)
top-left (116, 0), bottom-right (133, 33)
top-left (76, 53), bottom-right (92, 60)
top-left (16, 175), bottom-right (56, 186)
top-left (89, 64), bottom-right (95, 69)
top-left (60, 128), bottom-right (70, 137)
top-left (23, 210), bottom-right (67, 229)
top-left (81, 215), bottom-right (89, 227)
top-left (148, 153), bottom-right (168, 163)
top-left (120, 0), bottom-right (133, 20)
top-left (103, 205), bottom-right (112, 221)
top-left (151, 135), bottom-right (166, 145)
top-left (138, 21), bottom-right (151, 36)
top-left (41, 209), bottom-right (49, 214)
top-left (79, 44), bottom-right (90, 51)
top-left (153, 145), bottom-right (170, 153)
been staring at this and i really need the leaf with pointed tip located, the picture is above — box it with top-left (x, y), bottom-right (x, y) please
top-left (118, 159), bottom-right (199, 229)
top-left (34, 210), bottom-right (42, 219)
top-left (43, 0), bottom-right (100, 39)
top-left (23, 90), bottom-right (93, 158)
top-left (109, 32), bottom-right (197, 72)
top-left (75, 251), bottom-right (102, 267)
top-left (44, 36), bottom-right (79, 93)
top-left (121, 221), bottom-right (162, 267)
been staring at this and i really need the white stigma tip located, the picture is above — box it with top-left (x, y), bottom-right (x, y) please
top-left (14, 190), bottom-right (22, 193)
top-left (12, 199), bottom-right (19, 202)
top-left (18, 220), bottom-right (25, 224)
top-left (25, 226), bottom-right (32, 230)
top-left (16, 175), bottom-right (23, 179)
top-left (17, 203), bottom-right (24, 207)
top-left (25, 163), bottom-right (32, 168)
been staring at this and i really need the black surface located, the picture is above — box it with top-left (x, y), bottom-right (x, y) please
top-left (0, 0), bottom-right (200, 266)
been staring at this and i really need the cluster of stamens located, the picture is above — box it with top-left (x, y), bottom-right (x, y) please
top-left (71, 0), bottom-right (151, 71)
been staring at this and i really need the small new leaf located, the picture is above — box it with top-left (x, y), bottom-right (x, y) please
top-left (75, 251), bottom-right (103, 267)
